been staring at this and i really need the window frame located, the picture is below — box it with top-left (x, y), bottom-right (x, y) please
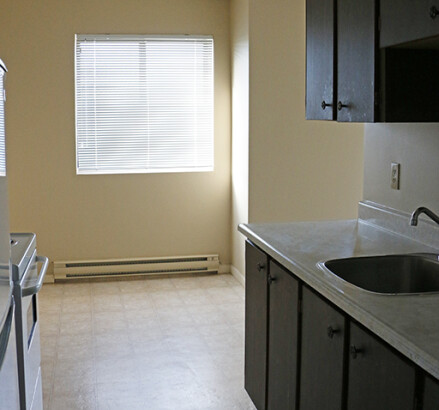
top-left (74, 34), bottom-right (214, 175)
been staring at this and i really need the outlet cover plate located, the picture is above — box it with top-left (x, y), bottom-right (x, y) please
top-left (391, 162), bottom-right (400, 190)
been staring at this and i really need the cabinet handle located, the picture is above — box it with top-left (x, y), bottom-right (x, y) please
top-left (350, 345), bottom-right (363, 359)
top-left (430, 6), bottom-right (439, 19)
top-left (268, 275), bottom-right (276, 285)
top-left (321, 101), bottom-right (332, 110)
top-left (327, 326), bottom-right (339, 339)
top-left (337, 101), bottom-right (348, 111)
top-left (256, 263), bottom-right (265, 272)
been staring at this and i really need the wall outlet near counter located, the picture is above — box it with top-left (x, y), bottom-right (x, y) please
top-left (391, 162), bottom-right (400, 190)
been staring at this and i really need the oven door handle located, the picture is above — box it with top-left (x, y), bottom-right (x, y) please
top-left (21, 255), bottom-right (49, 297)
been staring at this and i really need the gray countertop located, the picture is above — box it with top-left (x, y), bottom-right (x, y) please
top-left (238, 209), bottom-right (439, 379)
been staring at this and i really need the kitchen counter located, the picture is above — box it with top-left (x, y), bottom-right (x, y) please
top-left (238, 202), bottom-right (439, 379)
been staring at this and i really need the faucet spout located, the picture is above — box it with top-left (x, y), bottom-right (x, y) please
top-left (410, 207), bottom-right (439, 226)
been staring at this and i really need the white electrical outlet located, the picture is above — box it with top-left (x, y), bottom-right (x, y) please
top-left (391, 162), bottom-right (400, 190)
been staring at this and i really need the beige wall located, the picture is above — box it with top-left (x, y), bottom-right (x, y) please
top-left (248, 0), bottom-right (364, 224)
top-left (364, 124), bottom-right (439, 213)
top-left (0, 0), bottom-right (231, 264)
top-left (230, 0), bottom-right (249, 279)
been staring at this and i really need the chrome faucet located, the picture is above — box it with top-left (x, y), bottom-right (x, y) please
top-left (410, 207), bottom-right (439, 226)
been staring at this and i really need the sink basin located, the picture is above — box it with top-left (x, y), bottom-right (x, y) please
top-left (320, 253), bottom-right (439, 295)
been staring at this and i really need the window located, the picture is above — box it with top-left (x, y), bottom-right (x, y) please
top-left (75, 35), bottom-right (214, 175)
top-left (0, 66), bottom-right (6, 177)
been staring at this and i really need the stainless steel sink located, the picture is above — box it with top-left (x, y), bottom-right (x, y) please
top-left (320, 253), bottom-right (439, 295)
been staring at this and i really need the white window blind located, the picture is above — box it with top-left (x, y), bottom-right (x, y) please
top-left (75, 34), bottom-right (214, 175)
top-left (0, 69), bottom-right (6, 177)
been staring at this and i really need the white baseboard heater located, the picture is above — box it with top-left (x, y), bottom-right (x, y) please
top-left (53, 254), bottom-right (220, 280)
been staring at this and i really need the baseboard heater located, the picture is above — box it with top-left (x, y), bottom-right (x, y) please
top-left (53, 254), bottom-right (219, 280)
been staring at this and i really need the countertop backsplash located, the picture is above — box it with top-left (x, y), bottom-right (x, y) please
top-left (359, 200), bottom-right (439, 250)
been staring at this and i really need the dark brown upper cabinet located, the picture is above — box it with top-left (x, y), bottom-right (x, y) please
top-left (379, 0), bottom-right (439, 122)
top-left (305, 0), bottom-right (335, 120)
top-left (381, 0), bottom-right (439, 48)
top-left (306, 0), bottom-right (378, 122)
top-left (337, 0), bottom-right (378, 122)
top-left (306, 0), bottom-right (439, 122)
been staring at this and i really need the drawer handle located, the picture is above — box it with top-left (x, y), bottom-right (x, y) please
top-left (350, 345), bottom-right (363, 359)
top-left (321, 101), bottom-right (332, 110)
top-left (256, 263), bottom-right (265, 272)
top-left (327, 326), bottom-right (339, 339)
top-left (430, 6), bottom-right (439, 19)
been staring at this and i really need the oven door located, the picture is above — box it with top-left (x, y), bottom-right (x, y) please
top-left (0, 300), bottom-right (20, 409)
top-left (18, 252), bottom-right (48, 410)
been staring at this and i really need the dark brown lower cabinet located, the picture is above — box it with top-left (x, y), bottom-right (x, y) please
top-left (244, 242), bottom-right (439, 410)
top-left (347, 322), bottom-right (416, 410)
top-left (244, 241), bottom-right (268, 410)
top-left (299, 286), bottom-right (346, 410)
top-left (267, 261), bottom-right (299, 410)
top-left (423, 374), bottom-right (439, 409)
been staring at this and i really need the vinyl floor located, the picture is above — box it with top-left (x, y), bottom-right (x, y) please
top-left (39, 273), bottom-right (256, 410)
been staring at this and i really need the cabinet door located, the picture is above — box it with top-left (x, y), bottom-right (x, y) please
top-left (245, 241), bottom-right (268, 410)
top-left (267, 261), bottom-right (299, 410)
top-left (381, 0), bottom-right (439, 48)
top-left (306, 0), bottom-right (335, 120)
top-left (347, 322), bottom-right (416, 410)
top-left (299, 286), bottom-right (346, 410)
top-left (337, 0), bottom-right (377, 122)
top-left (423, 373), bottom-right (439, 409)
top-left (381, 48), bottom-right (439, 122)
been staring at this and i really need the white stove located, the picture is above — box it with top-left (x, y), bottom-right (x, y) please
top-left (11, 233), bottom-right (48, 410)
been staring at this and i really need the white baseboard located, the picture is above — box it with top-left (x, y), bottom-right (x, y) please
top-left (230, 265), bottom-right (245, 287)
